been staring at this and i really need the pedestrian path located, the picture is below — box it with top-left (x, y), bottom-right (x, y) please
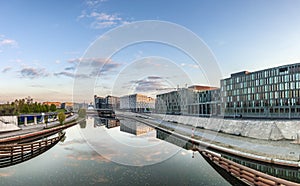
top-left (0, 114), bottom-right (78, 139)
top-left (127, 112), bottom-right (300, 162)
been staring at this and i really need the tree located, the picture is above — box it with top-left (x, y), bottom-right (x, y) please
top-left (50, 104), bottom-right (56, 112)
top-left (57, 111), bottom-right (66, 125)
top-left (78, 108), bottom-right (86, 118)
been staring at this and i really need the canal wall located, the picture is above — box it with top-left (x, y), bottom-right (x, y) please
top-left (0, 116), bottom-right (18, 125)
top-left (149, 114), bottom-right (300, 140)
top-left (0, 116), bottom-right (20, 133)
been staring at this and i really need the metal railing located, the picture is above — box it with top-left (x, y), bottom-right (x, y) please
top-left (0, 133), bottom-right (64, 158)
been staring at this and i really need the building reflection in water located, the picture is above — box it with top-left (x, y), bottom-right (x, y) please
top-left (120, 121), bottom-right (154, 136)
top-left (86, 115), bottom-right (120, 129)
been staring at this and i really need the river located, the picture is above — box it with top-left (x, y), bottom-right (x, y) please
top-left (0, 115), bottom-right (235, 186)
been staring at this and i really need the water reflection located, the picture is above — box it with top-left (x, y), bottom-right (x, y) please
top-left (0, 131), bottom-right (65, 168)
top-left (156, 128), bottom-right (300, 184)
top-left (222, 153), bottom-right (300, 183)
top-left (120, 121), bottom-right (154, 136)
top-left (0, 115), bottom-right (232, 186)
top-left (80, 115), bottom-right (180, 166)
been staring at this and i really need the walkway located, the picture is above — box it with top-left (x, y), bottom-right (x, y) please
top-left (120, 112), bottom-right (300, 162)
top-left (0, 114), bottom-right (78, 139)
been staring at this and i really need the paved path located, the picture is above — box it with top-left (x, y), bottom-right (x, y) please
top-left (119, 112), bottom-right (300, 162)
top-left (0, 114), bottom-right (78, 139)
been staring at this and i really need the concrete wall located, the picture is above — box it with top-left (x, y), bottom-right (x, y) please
top-left (0, 116), bottom-right (18, 125)
top-left (150, 113), bottom-right (300, 140)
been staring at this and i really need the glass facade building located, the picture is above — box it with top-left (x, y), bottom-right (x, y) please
top-left (155, 86), bottom-right (220, 116)
top-left (220, 63), bottom-right (300, 118)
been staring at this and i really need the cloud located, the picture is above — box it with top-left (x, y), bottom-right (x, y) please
top-left (0, 35), bottom-right (18, 48)
top-left (81, 12), bottom-right (124, 29)
top-left (64, 66), bottom-right (75, 71)
top-left (85, 0), bottom-right (107, 7)
top-left (78, 1), bottom-right (131, 29)
top-left (129, 76), bottom-right (167, 92)
top-left (54, 71), bottom-right (90, 79)
top-left (2, 67), bottom-right (12, 73)
top-left (1, 39), bottom-right (17, 46)
top-left (180, 63), bottom-right (200, 69)
top-left (67, 57), bottom-right (121, 75)
top-left (148, 76), bottom-right (163, 80)
top-left (20, 67), bottom-right (49, 79)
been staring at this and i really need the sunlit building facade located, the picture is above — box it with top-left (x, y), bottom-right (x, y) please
top-left (220, 63), bottom-right (300, 118)
top-left (156, 85), bottom-right (220, 116)
top-left (94, 95), bottom-right (120, 110)
top-left (120, 94), bottom-right (155, 112)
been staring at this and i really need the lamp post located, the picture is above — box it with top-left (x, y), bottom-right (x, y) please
top-left (289, 98), bottom-right (291, 119)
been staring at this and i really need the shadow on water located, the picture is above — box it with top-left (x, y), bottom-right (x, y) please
top-left (0, 131), bottom-right (65, 168)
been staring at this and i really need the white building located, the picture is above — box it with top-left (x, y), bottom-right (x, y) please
top-left (120, 94), bottom-right (155, 112)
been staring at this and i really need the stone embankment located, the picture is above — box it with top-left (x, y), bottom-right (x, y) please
top-left (150, 114), bottom-right (300, 140)
top-left (0, 116), bottom-right (20, 132)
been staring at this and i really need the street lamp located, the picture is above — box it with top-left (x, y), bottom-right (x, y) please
top-left (289, 98), bottom-right (291, 119)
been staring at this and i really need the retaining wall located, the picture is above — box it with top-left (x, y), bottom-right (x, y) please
top-left (150, 114), bottom-right (300, 140)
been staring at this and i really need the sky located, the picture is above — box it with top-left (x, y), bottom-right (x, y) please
top-left (1, 0), bottom-right (300, 103)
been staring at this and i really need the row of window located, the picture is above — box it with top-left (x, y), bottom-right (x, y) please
top-left (223, 75), bottom-right (300, 91)
top-left (225, 107), bottom-right (300, 114)
top-left (224, 83), bottom-right (300, 96)
top-left (225, 90), bottom-right (300, 101)
top-left (225, 98), bottom-right (300, 108)
top-left (222, 64), bottom-right (300, 86)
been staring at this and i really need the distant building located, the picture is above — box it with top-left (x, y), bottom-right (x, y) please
top-left (220, 63), bottom-right (300, 119)
top-left (155, 85), bottom-right (220, 116)
top-left (61, 102), bottom-right (74, 111)
top-left (120, 94), bottom-right (155, 112)
top-left (94, 95), bottom-right (120, 110)
top-left (73, 102), bottom-right (89, 112)
top-left (42, 101), bottom-right (61, 109)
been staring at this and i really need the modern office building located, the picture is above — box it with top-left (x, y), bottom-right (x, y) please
top-left (187, 88), bottom-right (221, 116)
top-left (156, 85), bottom-right (220, 116)
top-left (94, 95), bottom-right (120, 110)
top-left (120, 94), bottom-right (155, 112)
top-left (220, 63), bottom-right (300, 119)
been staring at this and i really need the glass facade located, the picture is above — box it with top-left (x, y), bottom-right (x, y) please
top-left (220, 63), bottom-right (300, 118)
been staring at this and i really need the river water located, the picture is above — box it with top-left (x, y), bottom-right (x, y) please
top-left (0, 115), bottom-right (234, 186)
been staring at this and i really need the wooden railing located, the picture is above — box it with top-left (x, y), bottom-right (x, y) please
top-left (201, 150), bottom-right (300, 186)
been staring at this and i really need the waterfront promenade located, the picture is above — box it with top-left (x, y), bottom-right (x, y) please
top-left (118, 112), bottom-right (300, 164)
top-left (0, 114), bottom-right (78, 139)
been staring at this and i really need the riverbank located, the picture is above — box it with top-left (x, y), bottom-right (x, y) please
top-left (0, 114), bottom-right (79, 139)
top-left (147, 113), bottom-right (300, 140)
top-left (117, 111), bottom-right (300, 164)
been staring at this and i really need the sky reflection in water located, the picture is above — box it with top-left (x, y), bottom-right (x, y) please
top-left (0, 116), bottom-right (230, 186)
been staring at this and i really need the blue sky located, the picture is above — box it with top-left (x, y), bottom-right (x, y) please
top-left (1, 0), bottom-right (300, 102)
